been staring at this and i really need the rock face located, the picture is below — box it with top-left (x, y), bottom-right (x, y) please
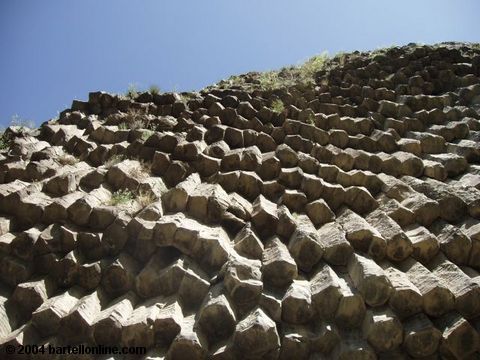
top-left (1, 42), bottom-right (480, 359)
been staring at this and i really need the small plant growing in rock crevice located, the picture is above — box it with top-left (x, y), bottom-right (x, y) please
top-left (128, 161), bottom-right (151, 180)
top-left (0, 132), bottom-right (10, 150)
top-left (125, 84), bottom-right (139, 100)
top-left (306, 113), bottom-right (315, 125)
top-left (108, 188), bottom-right (156, 208)
top-left (0, 115), bottom-right (37, 150)
top-left (299, 52), bottom-right (330, 80)
top-left (130, 118), bottom-right (151, 131)
top-left (141, 130), bottom-right (153, 141)
top-left (149, 85), bottom-right (160, 95)
top-left (271, 99), bottom-right (285, 114)
top-left (109, 189), bottom-right (135, 206)
top-left (118, 109), bottom-right (154, 130)
top-left (257, 71), bottom-right (281, 90)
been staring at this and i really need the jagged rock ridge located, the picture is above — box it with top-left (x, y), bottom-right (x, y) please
top-left (1, 42), bottom-right (480, 359)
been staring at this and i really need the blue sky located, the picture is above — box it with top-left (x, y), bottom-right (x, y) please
top-left (1, 0), bottom-right (479, 128)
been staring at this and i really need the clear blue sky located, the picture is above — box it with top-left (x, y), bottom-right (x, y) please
top-left (1, 0), bottom-right (479, 127)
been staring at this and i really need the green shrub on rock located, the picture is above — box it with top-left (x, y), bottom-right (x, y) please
top-left (109, 189), bottom-right (135, 205)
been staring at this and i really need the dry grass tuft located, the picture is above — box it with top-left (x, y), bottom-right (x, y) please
top-left (117, 109), bottom-right (155, 131)
top-left (136, 189), bottom-right (157, 207)
top-left (128, 159), bottom-right (151, 179)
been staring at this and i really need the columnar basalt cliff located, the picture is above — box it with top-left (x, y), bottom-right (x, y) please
top-left (1, 42), bottom-right (480, 359)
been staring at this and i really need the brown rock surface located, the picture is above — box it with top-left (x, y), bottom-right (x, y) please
top-left (1, 42), bottom-right (480, 359)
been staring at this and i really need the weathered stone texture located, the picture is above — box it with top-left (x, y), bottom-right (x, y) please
top-left (1, 42), bottom-right (480, 359)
